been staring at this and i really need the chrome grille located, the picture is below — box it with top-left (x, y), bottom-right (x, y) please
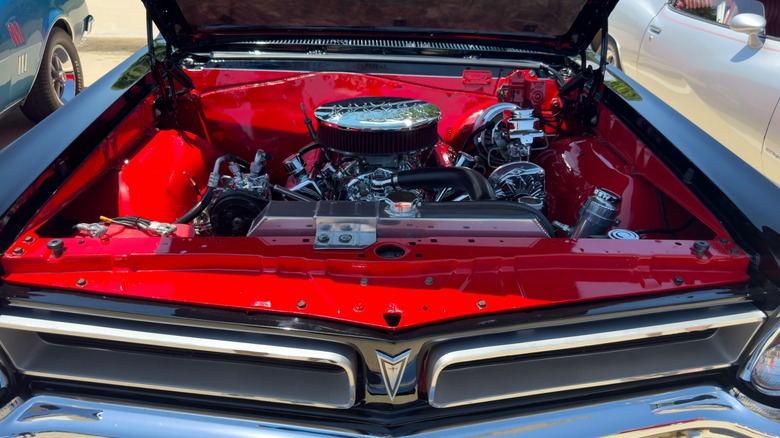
top-left (0, 290), bottom-right (766, 411)
top-left (425, 304), bottom-right (764, 408)
top-left (0, 307), bottom-right (358, 409)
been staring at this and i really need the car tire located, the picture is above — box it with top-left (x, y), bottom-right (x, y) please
top-left (21, 28), bottom-right (84, 123)
top-left (606, 38), bottom-right (621, 70)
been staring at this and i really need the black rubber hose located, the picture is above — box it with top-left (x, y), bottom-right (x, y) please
top-left (175, 155), bottom-right (231, 224)
top-left (558, 66), bottom-right (593, 96)
top-left (174, 187), bottom-right (214, 224)
top-left (462, 121), bottom-right (494, 155)
top-left (393, 167), bottom-right (494, 201)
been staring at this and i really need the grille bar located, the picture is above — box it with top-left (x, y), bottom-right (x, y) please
top-left (426, 304), bottom-right (765, 408)
top-left (0, 310), bottom-right (358, 409)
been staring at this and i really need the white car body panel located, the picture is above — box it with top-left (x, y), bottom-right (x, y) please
top-left (609, 0), bottom-right (780, 184)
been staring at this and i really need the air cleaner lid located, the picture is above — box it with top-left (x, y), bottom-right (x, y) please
top-left (313, 97), bottom-right (441, 155)
top-left (314, 97), bottom-right (440, 131)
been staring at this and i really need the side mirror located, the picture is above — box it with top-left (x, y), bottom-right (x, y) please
top-left (730, 13), bottom-right (767, 49)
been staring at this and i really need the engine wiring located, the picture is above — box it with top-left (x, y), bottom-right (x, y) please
top-left (98, 216), bottom-right (178, 237)
top-left (633, 190), bottom-right (696, 237)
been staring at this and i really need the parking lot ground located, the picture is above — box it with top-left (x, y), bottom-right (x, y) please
top-left (0, 0), bottom-right (148, 150)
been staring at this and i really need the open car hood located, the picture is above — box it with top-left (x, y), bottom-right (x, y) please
top-left (142, 0), bottom-right (617, 55)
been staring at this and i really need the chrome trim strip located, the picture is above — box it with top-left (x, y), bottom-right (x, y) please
top-left (427, 306), bottom-right (765, 408)
top-left (0, 313), bottom-right (357, 409)
top-left (1, 386), bottom-right (779, 437)
top-left (0, 314), bottom-right (349, 366)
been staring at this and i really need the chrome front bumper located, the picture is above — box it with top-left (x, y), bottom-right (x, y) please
top-left (1, 386), bottom-right (778, 437)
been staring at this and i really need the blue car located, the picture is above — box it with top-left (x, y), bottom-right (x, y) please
top-left (1, 0), bottom-right (91, 122)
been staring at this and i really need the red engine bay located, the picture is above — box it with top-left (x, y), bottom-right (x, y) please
top-left (1, 68), bottom-right (749, 329)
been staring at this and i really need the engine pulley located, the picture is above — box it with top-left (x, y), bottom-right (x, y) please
top-left (210, 190), bottom-right (269, 236)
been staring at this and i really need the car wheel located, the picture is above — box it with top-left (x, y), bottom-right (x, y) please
top-left (605, 38), bottom-right (621, 70)
top-left (21, 28), bottom-right (84, 123)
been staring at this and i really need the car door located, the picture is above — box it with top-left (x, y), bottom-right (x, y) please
top-left (7, 1), bottom-right (47, 106)
top-left (634, 0), bottom-right (780, 182)
top-left (759, 3), bottom-right (780, 184)
top-left (605, 0), bottom-right (667, 77)
top-left (0, 3), bottom-right (22, 111)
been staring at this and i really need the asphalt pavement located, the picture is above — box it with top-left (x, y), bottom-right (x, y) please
top-left (0, 0), bottom-right (150, 150)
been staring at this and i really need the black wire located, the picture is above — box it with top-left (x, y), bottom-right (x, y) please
top-left (462, 121), bottom-right (494, 154)
top-left (657, 190), bottom-right (673, 234)
top-left (539, 62), bottom-right (565, 87)
top-left (634, 191), bottom-right (696, 236)
top-left (539, 118), bottom-right (572, 135)
top-left (112, 216), bottom-right (151, 227)
top-left (634, 217), bottom-right (696, 236)
top-left (297, 143), bottom-right (325, 157)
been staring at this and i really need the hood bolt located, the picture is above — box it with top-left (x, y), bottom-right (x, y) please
top-left (297, 300), bottom-right (307, 309)
top-left (23, 236), bottom-right (34, 243)
top-left (424, 277), bottom-right (434, 286)
top-left (692, 241), bottom-right (710, 257)
top-left (673, 276), bottom-right (684, 285)
top-left (12, 247), bottom-right (23, 255)
top-left (47, 239), bottom-right (65, 258)
top-left (730, 247), bottom-right (740, 255)
top-left (76, 278), bottom-right (87, 287)
top-left (477, 299), bottom-right (487, 309)
top-left (360, 278), bottom-right (369, 286)
top-left (317, 234), bottom-right (330, 243)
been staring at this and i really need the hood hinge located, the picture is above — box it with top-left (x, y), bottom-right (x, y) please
top-left (577, 10), bottom-right (609, 127)
top-left (145, 5), bottom-right (194, 120)
top-left (147, 8), bottom-right (174, 119)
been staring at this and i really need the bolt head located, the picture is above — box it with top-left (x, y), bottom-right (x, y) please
top-left (360, 278), bottom-right (369, 287)
top-left (673, 276), bottom-right (684, 285)
top-left (338, 234), bottom-right (352, 243)
top-left (424, 277), bottom-right (434, 286)
top-left (76, 278), bottom-right (87, 287)
top-left (297, 300), bottom-right (307, 309)
top-left (317, 234), bottom-right (330, 243)
top-left (12, 247), bottom-right (23, 255)
top-left (23, 236), bottom-right (33, 243)
top-left (693, 240), bottom-right (710, 253)
top-left (477, 299), bottom-right (487, 309)
top-left (47, 239), bottom-right (64, 251)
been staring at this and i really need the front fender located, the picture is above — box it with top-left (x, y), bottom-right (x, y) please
top-left (0, 46), bottom-right (155, 251)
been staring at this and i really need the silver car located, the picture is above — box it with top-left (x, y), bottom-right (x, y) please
top-left (599, 0), bottom-right (780, 185)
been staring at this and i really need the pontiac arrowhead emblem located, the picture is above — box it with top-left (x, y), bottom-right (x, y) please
top-left (376, 349), bottom-right (411, 400)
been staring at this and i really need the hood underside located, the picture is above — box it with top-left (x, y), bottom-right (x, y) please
top-left (143, 0), bottom-right (616, 54)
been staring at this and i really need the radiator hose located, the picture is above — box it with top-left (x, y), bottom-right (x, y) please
top-left (392, 167), bottom-right (495, 201)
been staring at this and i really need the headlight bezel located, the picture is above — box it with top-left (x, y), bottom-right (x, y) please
top-left (739, 308), bottom-right (780, 403)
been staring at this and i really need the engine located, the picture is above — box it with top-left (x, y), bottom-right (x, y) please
top-left (281, 97), bottom-right (548, 204)
top-left (200, 97), bottom-right (605, 242)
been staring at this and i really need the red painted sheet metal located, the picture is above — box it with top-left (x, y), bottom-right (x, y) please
top-left (2, 233), bottom-right (748, 329)
top-left (0, 70), bottom-right (749, 330)
top-left (195, 72), bottom-right (499, 180)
